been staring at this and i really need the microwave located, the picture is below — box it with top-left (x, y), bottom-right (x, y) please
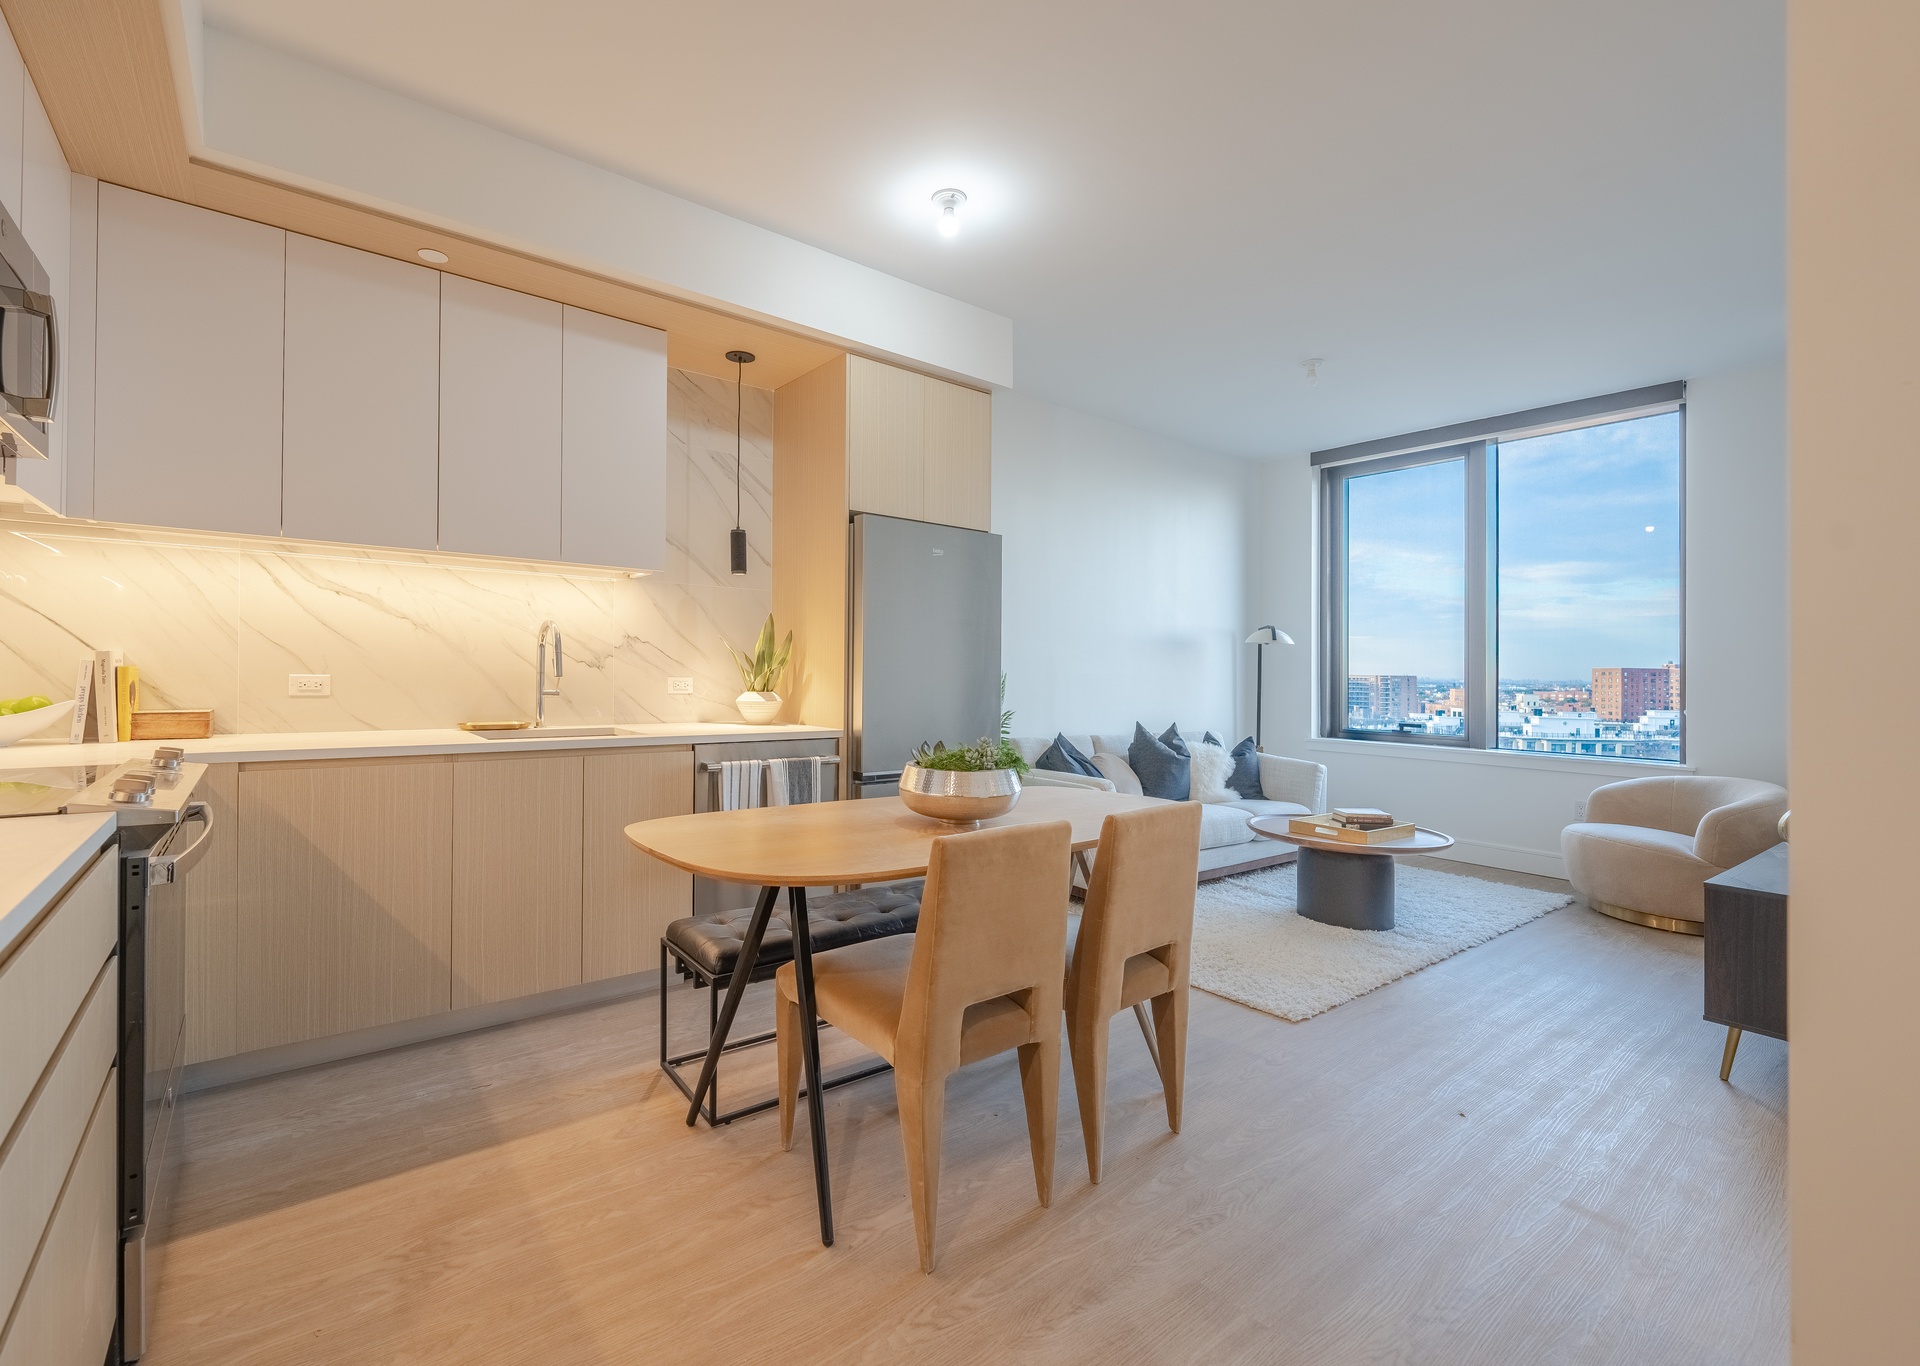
top-left (0, 197), bottom-right (56, 467)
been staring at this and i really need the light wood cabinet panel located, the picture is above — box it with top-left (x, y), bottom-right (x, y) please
top-left (846, 354), bottom-right (924, 520)
top-left (922, 379), bottom-right (992, 531)
top-left (94, 184), bottom-right (286, 535)
top-left (283, 235), bottom-right (442, 550)
top-left (582, 748), bottom-right (694, 982)
top-left (561, 305), bottom-right (668, 570)
top-left (0, 850), bottom-right (115, 1135)
top-left (843, 354), bottom-right (991, 531)
top-left (773, 356), bottom-right (852, 733)
top-left (184, 762), bottom-right (239, 1065)
top-left (0, 957), bottom-right (114, 1317)
top-left (0, 1069), bottom-right (117, 1366)
top-left (438, 275), bottom-right (564, 560)
top-left (235, 758), bottom-right (453, 1054)
top-left (452, 754), bottom-right (583, 1007)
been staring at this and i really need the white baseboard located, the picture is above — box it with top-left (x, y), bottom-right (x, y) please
top-left (1427, 839), bottom-right (1567, 880)
top-left (183, 969), bottom-right (663, 1094)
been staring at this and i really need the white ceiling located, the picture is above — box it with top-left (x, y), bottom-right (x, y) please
top-left (201, 0), bottom-right (1784, 459)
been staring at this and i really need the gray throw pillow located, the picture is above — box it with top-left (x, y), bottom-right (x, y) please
top-left (1225, 736), bottom-right (1262, 799)
top-left (1035, 732), bottom-right (1101, 778)
top-left (1129, 722), bottom-right (1190, 800)
top-left (1160, 723), bottom-right (1189, 757)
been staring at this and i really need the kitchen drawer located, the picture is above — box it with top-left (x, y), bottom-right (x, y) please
top-left (0, 956), bottom-right (117, 1322)
top-left (0, 851), bottom-right (116, 1136)
top-left (0, 1067), bottom-right (118, 1366)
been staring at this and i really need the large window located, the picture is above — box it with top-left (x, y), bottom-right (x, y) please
top-left (1318, 386), bottom-right (1684, 762)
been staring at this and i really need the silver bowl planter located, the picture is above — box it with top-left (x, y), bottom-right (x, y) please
top-left (898, 763), bottom-right (1022, 825)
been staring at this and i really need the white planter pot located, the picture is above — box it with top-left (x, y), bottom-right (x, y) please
top-left (735, 691), bottom-right (783, 724)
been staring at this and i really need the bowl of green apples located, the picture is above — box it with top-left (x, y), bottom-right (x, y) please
top-left (0, 695), bottom-right (76, 747)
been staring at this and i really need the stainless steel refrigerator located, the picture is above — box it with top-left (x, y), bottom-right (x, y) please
top-left (849, 513), bottom-right (1002, 800)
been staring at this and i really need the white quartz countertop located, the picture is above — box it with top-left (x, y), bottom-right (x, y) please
top-left (0, 813), bottom-right (117, 963)
top-left (0, 723), bottom-right (840, 769)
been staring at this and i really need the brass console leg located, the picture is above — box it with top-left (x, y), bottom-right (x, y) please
top-left (1719, 1027), bottom-right (1742, 1082)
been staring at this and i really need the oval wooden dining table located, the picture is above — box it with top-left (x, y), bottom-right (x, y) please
top-left (625, 786), bottom-right (1163, 1247)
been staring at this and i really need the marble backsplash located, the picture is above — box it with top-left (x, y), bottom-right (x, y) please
top-left (0, 370), bottom-right (777, 732)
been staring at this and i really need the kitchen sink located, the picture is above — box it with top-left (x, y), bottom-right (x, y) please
top-left (473, 725), bottom-right (622, 740)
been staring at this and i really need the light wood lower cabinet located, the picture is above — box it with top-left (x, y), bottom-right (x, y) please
top-left (189, 744), bottom-right (704, 1065)
top-left (235, 757), bottom-right (454, 1053)
top-left (452, 753), bottom-right (584, 1008)
top-left (583, 748), bottom-right (695, 981)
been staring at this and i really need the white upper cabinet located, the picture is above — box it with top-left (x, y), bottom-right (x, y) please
top-left (438, 276), bottom-right (563, 561)
top-left (0, 15), bottom-right (24, 227)
top-left (283, 235), bottom-right (440, 550)
top-left (94, 185), bottom-right (286, 536)
top-left (561, 306), bottom-right (667, 570)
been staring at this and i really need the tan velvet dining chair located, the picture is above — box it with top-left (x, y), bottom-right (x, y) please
top-left (774, 820), bottom-right (1072, 1273)
top-left (1065, 800), bottom-right (1203, 1183)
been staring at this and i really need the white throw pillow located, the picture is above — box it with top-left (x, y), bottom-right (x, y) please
top-left (1188, 739), bottom-right (1238, 804)
top-left (1090, 748), bottom-right (1144, 795)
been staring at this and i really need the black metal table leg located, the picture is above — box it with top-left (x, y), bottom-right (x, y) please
top-left (684, 884), bottom-right (780, 1126)
top-left (787, 885), bottom-right (835, 1246)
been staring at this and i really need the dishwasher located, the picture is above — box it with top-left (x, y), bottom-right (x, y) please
top-left (690, 738), bottom-right (840, 916)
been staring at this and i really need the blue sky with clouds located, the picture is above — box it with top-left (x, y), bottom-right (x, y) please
top-left (1345, 412), bottom-right (1682, 683)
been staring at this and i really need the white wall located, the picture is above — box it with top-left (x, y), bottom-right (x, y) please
top-left (993, 389), bottom-right (1253, 742)
top-left (196, 27), bottom-right (1012, 389)
top-left (1787, 0), bottom-right (1920, 1353)
top-left (1248, 357), bottom-right (1787, 876)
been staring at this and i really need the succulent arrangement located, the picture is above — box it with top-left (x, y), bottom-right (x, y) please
top-left (907, 677), bottom-right (1028, 774)
top-left (727, 615), bottom-right (793, 694)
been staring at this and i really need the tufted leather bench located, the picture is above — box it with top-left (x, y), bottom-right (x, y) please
top-left (663, 881), bottom-right (925, 985)
top-left (660, 882), bottom-right (924, 1124)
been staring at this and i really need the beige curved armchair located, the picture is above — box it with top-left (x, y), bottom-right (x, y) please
top-left (1560, 776), bottom-right (1788, 934)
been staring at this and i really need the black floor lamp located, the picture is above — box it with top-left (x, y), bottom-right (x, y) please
top-left (1245, 626), bottom-right (1295, 751)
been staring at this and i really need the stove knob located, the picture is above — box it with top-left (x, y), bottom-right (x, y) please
top-left (109, 774), bottom-right (157, 805)
top-left (150, 747), bottom-right (185, 771)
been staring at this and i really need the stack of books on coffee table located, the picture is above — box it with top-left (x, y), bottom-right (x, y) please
top-left (1288, 808), bottom-right (1417, 844)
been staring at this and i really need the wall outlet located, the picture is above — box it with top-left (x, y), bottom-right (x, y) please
top-left (1572, 797), bottom-right (1588, 821)
top-left (289, 673), bottom-right (332, 697)
top-left (667, 677), bottom-right (695, 696)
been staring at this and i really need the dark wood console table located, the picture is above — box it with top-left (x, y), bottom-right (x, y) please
top-left (1703, 843), bottom-right (1787, 1081)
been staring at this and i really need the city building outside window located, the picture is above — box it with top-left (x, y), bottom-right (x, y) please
top-left (1314, 384), bottom-right (1684, 762)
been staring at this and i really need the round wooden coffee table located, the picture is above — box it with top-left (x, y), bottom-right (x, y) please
top-left (1247, 817), bottom-right (1455, 931)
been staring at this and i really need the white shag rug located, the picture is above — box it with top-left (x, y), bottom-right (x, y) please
top-left (1190, 861), bottom-right (1574, 1021)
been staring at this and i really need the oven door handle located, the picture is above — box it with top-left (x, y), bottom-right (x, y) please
top-left (150, 801), bottom-right (214, 884)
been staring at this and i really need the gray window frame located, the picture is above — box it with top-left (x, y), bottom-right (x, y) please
top-left (1315, 384), bottom-right (1687, 760)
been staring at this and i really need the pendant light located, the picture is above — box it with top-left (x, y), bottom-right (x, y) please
top-left (726, 350), bottom-right (755, 575)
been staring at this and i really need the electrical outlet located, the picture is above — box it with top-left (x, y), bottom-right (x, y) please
top-left (667, 677), bottom-right (695, 696)
top-left (1572, 797), bottom-right (1588, 821)
top-left (289, 673), bottom-right (332, 697)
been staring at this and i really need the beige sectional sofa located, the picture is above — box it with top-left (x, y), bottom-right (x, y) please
top-left (1013, 734), bottom-right (1328, 880)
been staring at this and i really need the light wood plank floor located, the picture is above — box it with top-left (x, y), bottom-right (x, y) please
top-left (147, 869), bottom-right (1786, 1365)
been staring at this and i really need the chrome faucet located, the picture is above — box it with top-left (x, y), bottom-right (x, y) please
top-left (534, 620), bottom-right (564, 726)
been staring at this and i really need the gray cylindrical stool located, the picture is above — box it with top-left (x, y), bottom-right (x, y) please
top-left (1296, 847), bottom-right (1396, 930)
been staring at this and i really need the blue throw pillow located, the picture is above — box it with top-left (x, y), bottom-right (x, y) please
top-left (1035, 732), bottom-right (1101, 778)
top-left (1225, 736), bottom-right (1262, 799)
top-left (1130, 722), bottom-right (1191, 800)
top-left (1160, 723), bottom-right (1189, 757)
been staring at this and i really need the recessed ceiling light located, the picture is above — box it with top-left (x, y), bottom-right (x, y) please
top-left (417, 248), bottom-right (449, 264)
top-left (932, 188), bottom-right (967, 238)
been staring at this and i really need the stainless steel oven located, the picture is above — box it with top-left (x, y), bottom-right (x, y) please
top-left (116, 798), bottom-right (210, 1362)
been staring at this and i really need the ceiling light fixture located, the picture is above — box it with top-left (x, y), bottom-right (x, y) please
top-left (726, 350), bottom-right (756, 575)
top-left (417, 248), bottom-right (449, 264)
top-left (1302, 358), bottom-right (1325, 386)
top-left (932, 188), bottom-right (967, 238)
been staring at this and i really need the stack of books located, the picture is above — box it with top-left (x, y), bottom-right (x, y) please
top-left (1288, 808), bottom-right (1417, 844)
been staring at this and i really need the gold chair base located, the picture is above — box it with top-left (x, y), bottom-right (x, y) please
top-left (1588, 899), bottom-right (1704, 936)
